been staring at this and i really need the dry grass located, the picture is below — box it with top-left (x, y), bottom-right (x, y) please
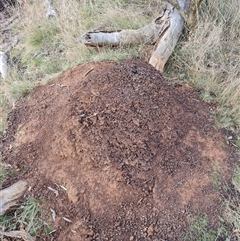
top-left (0, 0), bottom-right (161, 132)
top-left (16, 0), bottom-right (156, 65)
top-left (165, 0), bottom-right (240, 128)
top-left (0, 197), bottom-right (51, 238)
top-left (222, 166), bottom-right (240, 240)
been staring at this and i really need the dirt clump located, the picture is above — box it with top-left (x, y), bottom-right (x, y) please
top-left (1, 59), bottom-right (232, 240)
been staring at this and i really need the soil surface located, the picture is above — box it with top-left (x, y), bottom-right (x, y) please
top-left (1, 59), bottom-right (232, 240)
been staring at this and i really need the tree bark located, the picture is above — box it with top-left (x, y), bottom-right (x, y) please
top-left (149, 3), bottom-right (184, 71)
top-left (83, 0), bottom-right (192, 72)
top-left (0, 180), bottom-right (28, 215)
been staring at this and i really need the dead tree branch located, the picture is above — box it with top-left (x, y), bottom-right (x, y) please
top-left (83, 10), bottom-right (170, 47)
top-left (0, 180), bottom-right (28, 215)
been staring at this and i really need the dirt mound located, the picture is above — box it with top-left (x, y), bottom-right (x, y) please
top-left (1, 59), bottom-right (232, 240)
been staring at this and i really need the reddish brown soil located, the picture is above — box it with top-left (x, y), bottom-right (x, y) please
top-left (1, 59), bottom-right (232, 240)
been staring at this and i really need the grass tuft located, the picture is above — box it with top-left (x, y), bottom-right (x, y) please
top-left (185, 213), bottom-right (228, 241)
top-left (0, 167), bottom-right (6, 187)
top-left (0, 198), bottom-right (49, 237)
top-left (223, 166), bottom-right (240, 240)
top-left (232, 166), bottom-right (240, 194)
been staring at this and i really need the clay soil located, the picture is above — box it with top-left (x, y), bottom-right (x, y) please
top-left (1, 59), bottom-right (233, 240)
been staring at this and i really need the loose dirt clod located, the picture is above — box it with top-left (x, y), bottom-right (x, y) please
top-left (0, 59), bottom-right (232, 240)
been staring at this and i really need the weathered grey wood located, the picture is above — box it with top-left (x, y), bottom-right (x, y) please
top-left (46, 0), bottom-right (57, 18)
top-left (0, 11), bottom-right (19, 79)
top-left (149, 3), bottom-right (184, 72)
top-left (83, 11), bottom-right (170, 47)
top-left (0, 180), bottom-right (28, 215)
top-left (0, 51), bottom-right (8, 79)
top-left (0, 230), bottom-right (34, 241)
top-left (149, 0), bottom-right (204, 71)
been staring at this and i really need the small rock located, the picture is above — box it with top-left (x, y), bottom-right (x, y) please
top-left (129, 236), bottom-right (134, 241)
top-left (147, 224), bottom-right (154, 236)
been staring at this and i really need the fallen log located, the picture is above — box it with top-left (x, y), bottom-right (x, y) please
top-left (83, 10), bottom-right (170, 47)
top-left (0, 180), bottom-right (28, 215)
top-left (83, 0), bottom-right (195, 72)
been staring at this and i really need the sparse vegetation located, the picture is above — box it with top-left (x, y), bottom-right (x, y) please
top-left (0, 155), bottom-right (12, 188)
top-left (0, 197), bottom-right (50, 238)
top-left (0, 0), bottom-right (239, 239)
top-left (212, 168), bottom-right (222, 191)
top-left (232, 165), bottom-right (240, 193)
top-left (185, 213), bottom-right (229, 241)
top-left (0, 167), bottom-right (6, 187)
top-left (165, 0), bottom-right (240, 128)
top-left (222, 166), bottom-right (240, 241)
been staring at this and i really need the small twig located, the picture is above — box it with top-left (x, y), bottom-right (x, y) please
top-left (59, 185), bottom-right (67, 191)
top-left (63, 217), bottom-right (72, 223)
top-left (58, 83), bottom-right (68, 88)
top-left (47, 186), bottom-right (59, 196)
top-left (229, 141), bottom-right (239, 148)
top-left (84, 67), bottom-right (94, 76)
top-left (55, 183), bottom-right (67, 191)
top-left (137, 197), bottom-right (144, 204)
top-left (49, 229), bottom-right (58, 235)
